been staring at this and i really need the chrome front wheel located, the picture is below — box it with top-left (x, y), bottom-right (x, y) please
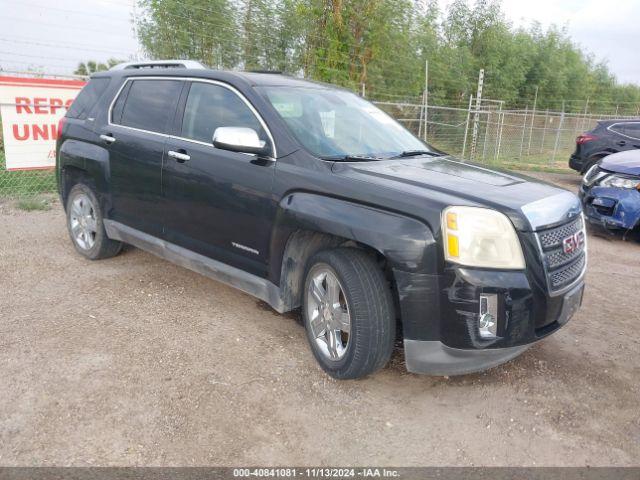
top-left (302, 248), bottom-right (395, 379)
top-left (306, 265), bottom-right (352, 361)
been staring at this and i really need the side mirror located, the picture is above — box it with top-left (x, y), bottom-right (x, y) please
top-left (212, 127), bottom-right (268, 156)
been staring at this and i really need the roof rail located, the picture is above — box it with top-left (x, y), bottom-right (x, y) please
top-left (110, 60), bottom-right (206, 71)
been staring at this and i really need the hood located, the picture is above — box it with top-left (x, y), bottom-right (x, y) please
top-left (600, 150), bottom-right (640, 176)
top-left (331, 155), bottom-right (581, 231)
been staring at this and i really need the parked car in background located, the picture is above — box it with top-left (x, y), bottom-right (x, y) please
top-left (580, 150), bottom-right (640, 233)
top-left (569, 120), bottom-right (640, 174)
top-left (56, 60), bottom-right (587, 380)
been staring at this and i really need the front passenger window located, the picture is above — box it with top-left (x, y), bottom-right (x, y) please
top-left (181, 82), bottom-right (269, 151)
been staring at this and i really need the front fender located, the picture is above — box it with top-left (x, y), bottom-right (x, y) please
top-left (270, 192), bottom-right (438, 278)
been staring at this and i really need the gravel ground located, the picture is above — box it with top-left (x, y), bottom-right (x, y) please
top-left (0, 173), bottom-right (639, 467)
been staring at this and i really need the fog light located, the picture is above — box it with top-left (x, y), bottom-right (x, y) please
top-left (479, 294), bottom-right (498, 339)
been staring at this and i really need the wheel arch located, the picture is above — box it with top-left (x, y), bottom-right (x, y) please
top-left (58, 140), bottom-right (111, 209)
top-left (269, 192), bottom-right (439, 313)
top-left (582, 150), bottom-right (616, 172)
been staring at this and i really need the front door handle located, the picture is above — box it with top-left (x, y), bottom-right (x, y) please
top-left (100, 134), bottom-right (116, 144)
top-left (617, 140), bottom-right (627, 147)
top-left (168, 150), bottom-right (191, 163)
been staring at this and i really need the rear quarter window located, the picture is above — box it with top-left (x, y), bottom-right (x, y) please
top-left (66, 77), bottom-right (110, 120)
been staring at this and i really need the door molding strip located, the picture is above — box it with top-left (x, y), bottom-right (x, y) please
top-left (103, 220), bottom-right (285, 312)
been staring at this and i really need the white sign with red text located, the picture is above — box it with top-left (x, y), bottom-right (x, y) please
top-left (0, 76), bottom-right (86, 170)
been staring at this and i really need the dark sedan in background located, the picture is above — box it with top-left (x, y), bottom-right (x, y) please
top-left (580, 150), bottom-right (640, 233)
top-left (570, 120), bottom-right (640, 174)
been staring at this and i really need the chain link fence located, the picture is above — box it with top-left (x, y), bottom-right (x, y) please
top-left (0, 116), bottom-right (58, 197)
top-left (374, 100), bottom-right (638, 173)
top-left (1, 89), bottom-right (639, 198)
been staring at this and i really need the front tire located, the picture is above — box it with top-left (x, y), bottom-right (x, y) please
top-left (66, 183), bottom-right (122, 260)
top-left (302, 248), bottom-right (395, 379)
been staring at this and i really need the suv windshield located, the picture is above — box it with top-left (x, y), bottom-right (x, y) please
top-left (258, 86), bottom-right (431, 159)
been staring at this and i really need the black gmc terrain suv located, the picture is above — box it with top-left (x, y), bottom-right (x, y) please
top-left (57, 60), bottom-right (587, 379)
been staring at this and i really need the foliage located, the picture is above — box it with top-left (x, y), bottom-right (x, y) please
top-left (15, 196), bottom-right (52, 211)
top-left (134, 0), bottom-right (640, 112)
top-left (74, 58), bottom-right (123, 76)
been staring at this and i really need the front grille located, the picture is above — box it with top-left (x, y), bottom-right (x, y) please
top-left (583, 165), bottom-right (600, 184)
top-left (550, 254), bottom-right (585, 289)
top-left (538, 218), bottom-right (582, 251)
top-left (535, 216), bottom-right (586, 293)
top-left (546, 242), bottom-right (583, 269)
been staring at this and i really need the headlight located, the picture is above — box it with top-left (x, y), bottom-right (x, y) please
top-left (442, 206), bottom-right (525, 269)
top-left (599, 174), bottom-right (640, 190)
top-left (583, 164), bottom-right (606, 186)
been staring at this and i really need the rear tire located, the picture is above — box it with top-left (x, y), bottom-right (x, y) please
top-left (66, 183), bottom-right (122, 260)
top-left (302, 248), bottom-right (395, 379)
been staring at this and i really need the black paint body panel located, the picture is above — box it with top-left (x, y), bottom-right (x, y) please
top-left (56, 68), bottom-right (584, 358)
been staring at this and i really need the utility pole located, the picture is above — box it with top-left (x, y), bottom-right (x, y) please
top-left (519, 104), bottom-right (529, 160)
top-left (461, 94), bottom-right (473, 159)
top-left (495, 100), bottom-right (504, 161)
top-left (540, 109), bottom-right (549, 154)
top-left (552, 100), bottom-right (565, 165)
top-left (470, 69), bottom-right (484, 160)
top-left (423, 60), bottom-right (429, 141)
top-left (527, 85), bottom-right (538, 155)
top-left (581, 97), bottom-right (590, 134)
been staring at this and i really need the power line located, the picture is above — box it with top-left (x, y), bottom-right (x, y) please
top-left (1, 16), bottom-right (131, 38)
top-left (0, 37), bottom-right (135, 57)
top-left (3, 0), bottom-right (130, 22)
top-left (0, 50), bottom-right (95, 64)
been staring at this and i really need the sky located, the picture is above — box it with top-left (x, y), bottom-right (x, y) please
top-left (0, 0), bottom-right (638, 85)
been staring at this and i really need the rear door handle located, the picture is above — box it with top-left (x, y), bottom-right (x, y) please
top-left (168, 150), bottom-right (190, 162)
top-left (100, 134), bottom-right (116, 144)
top-left (617, 140), bottom-right (627, 146)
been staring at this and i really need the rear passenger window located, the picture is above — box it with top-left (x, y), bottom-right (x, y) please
top-left (624, 123), bottom-right (640, 140)
top-left (610, 124), bottom-right (626, 135)
top-left (117, 79), bottom-right (182, 133)
top-left (181, 82), bottom-right (267, 147)
top-left (66, 78), bottom-right (109, 120)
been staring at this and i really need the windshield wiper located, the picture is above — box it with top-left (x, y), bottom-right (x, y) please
top-left (322, 154), bottom-right (384, 162)
top-left (391, 150), bottom-right (443, 158)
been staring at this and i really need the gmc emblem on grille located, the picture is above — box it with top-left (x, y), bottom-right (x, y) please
top-left (562, 231), bottom-right (585, 254)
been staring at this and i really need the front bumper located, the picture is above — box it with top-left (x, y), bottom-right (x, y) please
top-left (403, 277), bottom-right (584, 375)
top-left (404, 340), bottom-right (530, 375)
top-left (569, 154), bottom-right (584, 172)
top-left (580, 185), bottom-right (640, 231)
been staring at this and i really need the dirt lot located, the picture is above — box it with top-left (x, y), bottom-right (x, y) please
top-left (1, 173), bottom-right (639, 467)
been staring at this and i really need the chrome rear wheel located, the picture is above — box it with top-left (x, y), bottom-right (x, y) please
top-left (65, 183), bottom-right (122, 260)
top-left (69, 192), bottom-right (97, 250)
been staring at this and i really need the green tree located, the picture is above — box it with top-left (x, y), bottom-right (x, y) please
top-left (74, 58), bottom-right (122, 76)
top-left (133, 0), bottom-right (640, 109)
